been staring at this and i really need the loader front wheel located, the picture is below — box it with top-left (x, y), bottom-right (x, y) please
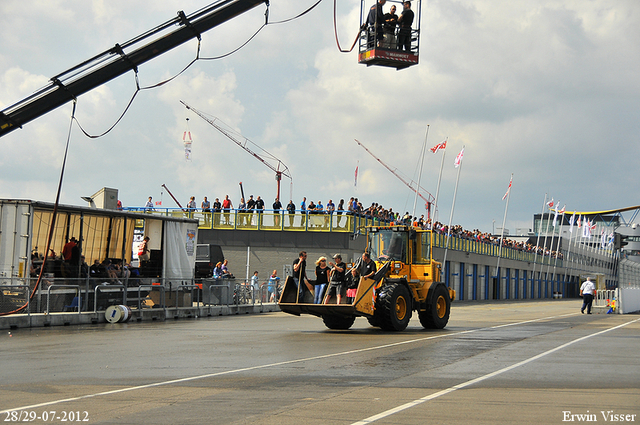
top-left (419, 284), bottom-right (451, 329)
top-left (377, 283), bottom-right (412, 331)
top-left (322, 314), bottom-right (356, 330)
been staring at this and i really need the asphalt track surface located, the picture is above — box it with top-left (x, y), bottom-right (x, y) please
top-left (1, 300), bottom-right (638, 425)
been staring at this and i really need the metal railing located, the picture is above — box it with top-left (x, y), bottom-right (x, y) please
top-left (46, 284), bottom-right (80, 314)
top-left (124, 207), bottom-right (400, 233)
top-left (93, 284), bottom-right (126, 313)
top-left (1, 273), bottom-right (281, 319)
top-left (432, 232), bottom-right (564, 266)
top-left (204, 283), bottom-right (231, 306)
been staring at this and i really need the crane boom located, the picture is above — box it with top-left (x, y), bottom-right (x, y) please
top-left (0, 0), bottom-right (268, 138)
top-left (354, 138), bottom-right (434, 218)
top-left (182, 101), bottom-right (291, 199)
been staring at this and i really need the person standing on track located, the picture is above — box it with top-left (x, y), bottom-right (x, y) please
top-left (580, 277), bottom-right (596, 314)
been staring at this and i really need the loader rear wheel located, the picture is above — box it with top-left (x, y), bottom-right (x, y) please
top-left (322, 314), bottom-right (356, 330)
top-left (377, 283), bottom-right (412, 331)
top-left (419, 284), bottom-right (451, 329)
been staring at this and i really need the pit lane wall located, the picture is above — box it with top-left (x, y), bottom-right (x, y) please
top-left (618, 259), bottom-right (640, 313)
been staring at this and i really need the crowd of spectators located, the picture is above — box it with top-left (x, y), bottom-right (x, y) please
top-left (426, 222), bottom-right (563, 259)
top-left (139, 194), bottom-right (563, 259)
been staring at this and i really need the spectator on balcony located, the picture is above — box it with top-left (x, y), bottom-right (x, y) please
top-left (145, 196), bottom-right (154, 212)
top-left (246, 195), bottom-right (256, 226)
top-left (337, 199), bottom-right (345, 227)
top-left (287, 200), bottom-right (296, 227)
top-left (213, 198), bottom-right (222, 227)
top-left (255, 196), bottom-right (265, 227)
top-left (300, 197), bottom-right (307, 227)
top-left (273, 197), bottom-right (282, 227)
top-left (238, 197), bottom-right (247, 226)
top-left (222, 195), bottom-right (233, 225)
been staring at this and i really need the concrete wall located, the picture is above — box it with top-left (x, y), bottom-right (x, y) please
top-left (197, 228), bottom-right (616, 300)
top-left (433, 246), bottom-right (611, 301)
top-left (619, 288), bottom-right (640, 313)
top-left (198, 229), bottom-right (366, 283)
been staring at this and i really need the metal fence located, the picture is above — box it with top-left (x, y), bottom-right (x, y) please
top-left (0, 275), bottom-right (279, 317)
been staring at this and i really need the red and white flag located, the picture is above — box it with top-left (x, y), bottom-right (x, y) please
top-left (454, 148), bottom-right (464, 168)
top-left (430, 140), bottom-right (447, 153)
top-left (547, 198), bottom-right (554, 208)
top-left (502, 175), bottom-right (512, 200)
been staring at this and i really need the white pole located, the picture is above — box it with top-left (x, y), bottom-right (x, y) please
top-left (531, 194), bottom-right (548, 297)
top-left (245, 246), bottom-right (250, 284)
top-left (433, 137), bottom-right (447, 223)
top-left (496, 173), bottom-right (512, 280)
top-left (563, 212), bottom-right (576, 288)
top-left (551, 209), bottom-right (566, 294)
top-left (412, 125), bottom-right (429, 220)
top-left (442, 146), bottom-right (464, 269)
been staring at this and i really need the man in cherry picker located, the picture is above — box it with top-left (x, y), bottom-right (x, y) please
top-left (383, 4), bottom-right (398, 49)
top-left (365, 0), bottom-right (387, 48)
top-left (397, 1), bottom-right (414, 52)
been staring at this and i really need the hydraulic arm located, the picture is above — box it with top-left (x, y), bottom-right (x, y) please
top-left (0, 0), bottom-right (268, 138)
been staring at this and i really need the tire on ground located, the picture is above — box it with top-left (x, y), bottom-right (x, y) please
top-left (322, 314), bottom-right (356, 330)
top-left (367, 314), bottom-right (382, 328)
top-left (419, 284), bottom-right (451, 329)
top-left (377, 283), bottom-right (412, 331)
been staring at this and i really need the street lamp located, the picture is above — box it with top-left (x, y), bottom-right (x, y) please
top-left (81, 196), bottom-right (96, 208)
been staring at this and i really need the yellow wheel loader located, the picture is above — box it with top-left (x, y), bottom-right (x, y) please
top-left (279, 226), bottom-right (455, 331)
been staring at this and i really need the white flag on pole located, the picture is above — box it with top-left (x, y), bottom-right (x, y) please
top-left (454, 148), bottom-right (464, 168)
top-left (569, 211), bottom-right (576, 232)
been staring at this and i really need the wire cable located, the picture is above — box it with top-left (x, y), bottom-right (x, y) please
top-left (334, 0), bottom-right (361, 53)
top-left (72, 0), bottom-right (327, 138)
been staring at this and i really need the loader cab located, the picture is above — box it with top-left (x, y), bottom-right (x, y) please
top-left (369, 226), bottom-right (408, 263)
top-left (368, 226), bottom-right (431, 263)
top-left (358, 0), bottom-right (421, 70)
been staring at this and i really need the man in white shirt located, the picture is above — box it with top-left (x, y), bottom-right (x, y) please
top-left (580, 277), bottom-right (596, 314)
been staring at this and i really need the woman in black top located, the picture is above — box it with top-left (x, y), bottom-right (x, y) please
top-left (314, 256), bottom-right (330, 304)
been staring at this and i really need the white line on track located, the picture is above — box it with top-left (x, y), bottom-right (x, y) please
top-left (0, 311), bottom-right (581, 414)
top-left (351, 317), bottom-right (640, 425)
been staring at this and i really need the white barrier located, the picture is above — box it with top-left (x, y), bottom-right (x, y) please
top-left (595, 289), bottom-right (618, 314)
top-left (618, 287), bottom-right (640, 314)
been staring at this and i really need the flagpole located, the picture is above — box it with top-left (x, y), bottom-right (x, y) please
top-left (543, 203), bottom-right (557, 295)
top-left (496, 173), bottom-right (513, 281)
top-left (412, 125), bottom-right (429, 220)
top-left (433, 137), bottom-right (447, 223)
top-left (551, 207), bottom-right (566, 295)
top-left (540, 201), bottom-right (555, 297)
top-left (442, 145), bottom-right (464, 269)
top-left (531, 194), bottom-right (548, 298)
top-left (562, 211), bottom-right (576, 290)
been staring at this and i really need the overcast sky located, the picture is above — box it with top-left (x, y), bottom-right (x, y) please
top-left (1, 0), bottom-right (639, 234)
